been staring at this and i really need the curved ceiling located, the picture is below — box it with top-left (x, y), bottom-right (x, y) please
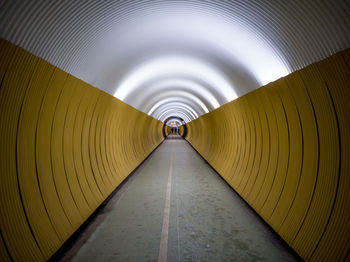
top-left (1, 0), bottom-right (349, 122)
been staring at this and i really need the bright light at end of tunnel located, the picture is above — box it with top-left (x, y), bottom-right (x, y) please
top-left (147, 94), bottom-right (208, 116)
top-left (148, 79), bottom-right (220, 109)
top-left (114, 56), bottom-right (238, 103)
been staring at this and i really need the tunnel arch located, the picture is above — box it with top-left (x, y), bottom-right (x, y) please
top-left (162, 116), bottom-right (187, 139)
top-left (1, 0), bottom-right (349, 122)
top-left (153, 103), bottom-right (199, 120)
top-left (159, 110), bottom-right (192, 124)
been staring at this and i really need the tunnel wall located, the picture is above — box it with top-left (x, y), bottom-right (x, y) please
top-left (164, 125), bottom-right (171, 137)
top-left (0, 39), bottom-right (164, 262)
top-left (186, 49), bottom-right (350, 261)
top-left (167, 126), bottom-right (171, 135)
top-left (179, 125), bottom-right (184, 136)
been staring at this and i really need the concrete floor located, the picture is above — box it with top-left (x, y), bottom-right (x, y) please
top-left (70, 136), bottom-right (299, 262)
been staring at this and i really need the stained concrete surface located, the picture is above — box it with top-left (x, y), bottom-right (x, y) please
top-left (71, 136), bottom-right (299, 262)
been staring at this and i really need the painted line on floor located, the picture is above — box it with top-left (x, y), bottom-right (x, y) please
top-left (158, 146), bottom-right (174, 262)
top-left (175, 168), bottom-right (181, 261)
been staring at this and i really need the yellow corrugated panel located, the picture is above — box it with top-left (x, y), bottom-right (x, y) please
top-left (279, 71), bottom-right (319, 244)
top-left (51, 74), bottom-right (84, 230)
top-left (260, 81), bottom-right (289, 221)
top-left (103, 102), bottom-right (122, 184)
top-left (231, 99), bottom-right (250, 190)
top-left (185, 48), bottom-right (350, 261)
top-left (110, 103), bottom-right (128, 176)
top-left (108, 109), bottom-right (121, 181)
top-left (216, 111), bottom-right (229, 179)
top-left (268, 78), bottom-right (303, 232)
top-left (88, 92), bottom-right (111, 198)
top-left (236, 96), bottom-right (256, 194)
top-left (16, 58), bottom-right (61, 259)
top-left (343, 48), bottom-right (350, 69)
top-left (245, 89), bottom-right (270, 206)
top-left (310, 51), bottom-right (350, 262)
top-left (179, 125), bottom-right (184, 136)
top-left (102, 96), bottom-right (122, 182)
top-left (220, 104), bottom-right (239, 182)
top-left (0, 234), bottom-right (11, 262)
top-left (0, 39), bottom-right (16, 91)
top-left (0, 45), bottom-right (44, 261)
top-left (165, 125), bottom-right (170, 136)
top-left (80, 85), bottom-right (105, 203)
top-left (111, 108), bottom-right (126, 178)
top-left (1, 39), bottom-right (164, 261)
top-left (207, 112), bottom-right (221, 172)
top-left (63, 78), bottom-right (91, 219)
top-left (291, 63), bottom-right (339, 260)
top-left (93, 94), bottom-right (115, 195)
top-left (242, 90), bottom-right (263, 201)
top-left (252, 85), bottom-right (279, 212)
top-left (220, 110), bottom-right (234, 180)
top-left (227, 101), bottom-right (245, 185)
top-left (71, 82), bottom-right (100, 210)
top-left (36, 67), bottom-right (74, 242)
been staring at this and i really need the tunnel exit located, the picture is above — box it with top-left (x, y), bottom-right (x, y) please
top-left (162, 116), bottom-right (187, 139)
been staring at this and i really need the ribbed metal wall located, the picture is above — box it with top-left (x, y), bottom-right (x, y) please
top-left (0, 39), bottom-right (164, 262)
top-left (1, 0), bottom-right (349, 121)
top-left (186, 48), bottom-right (350, 261)
top-left (1, 1), bottom-right (349, 73)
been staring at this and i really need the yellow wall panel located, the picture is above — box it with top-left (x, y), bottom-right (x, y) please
top-left (291, 63), bottom-right (339, 260)
top-left (0, 45), bottom-right (45, 262)
top-left (51, 74), bottom-right (85, 229)
top-left (260, 82), bottom-right (289, 221)
top-left (0, 234), bottom-right (11, 262)
top-left (36, 68), bottom-right (75, 241)
top-left (101, 101), bottom-right (118, 183)
top-left (103, 101), bottom-right (121, 184)
top-left (88, 93), bottom-right (113, 198)
top-left (240, 91), bottom-right (263, 200)
top-left (252, 86), bottom-right (279, 212)
top-left (63, 78), bottom-right (92, 219)
top-left (167, 125), bottom-right (171, 136)
top-left (93, 95), bottom-right (115, 195)
top-left (227, 101), bottom-right (245, 185)
top-left (245, 90), bottom-right (270, 205)
top-left (269, 78), bottom-right (303, 231)
top-left (186, 48), bottom-right (350, 261)
top-left (109, 109), bottom-right (125, 181)
top-left (279, 71), bottom-right (319, 243)
top-left (241, 91), bottom-right (262, 200)
top-left (217, 108), bottom-right (234, 180)
top-left (179, 125), bottom-right (184, 136)
top-left (80, 86), bottom-right (105, 203)
top-left (0, 40), bottom-right (164, 261)
top-left (0, 39), bottom-right (16, 91)
top-left (234, 96), bottom-right (254, 193)
top-left (310, 52), bottom-right (350, 262)
top-left (17, 58), bottom-right (61, 259)
top-left (71, 83), bottom-right (100, 210)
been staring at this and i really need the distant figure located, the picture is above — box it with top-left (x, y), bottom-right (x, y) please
top-left (170, 127), bottom-right (178, 135)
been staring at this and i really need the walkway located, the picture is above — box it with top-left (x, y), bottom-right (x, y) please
top-left (69, 136), bottom-right (298, 261)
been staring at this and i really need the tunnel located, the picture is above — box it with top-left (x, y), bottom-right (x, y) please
top-left (163, 116), bottom-right (187, 138)
top-left (0, 1), bottom-right (350, 261)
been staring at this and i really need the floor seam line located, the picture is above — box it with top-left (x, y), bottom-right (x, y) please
top-left (158, 144), bottom-right (173, 262)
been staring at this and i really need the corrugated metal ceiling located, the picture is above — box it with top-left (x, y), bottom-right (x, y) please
top-left (1, 0), bottom-right (349, 121)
